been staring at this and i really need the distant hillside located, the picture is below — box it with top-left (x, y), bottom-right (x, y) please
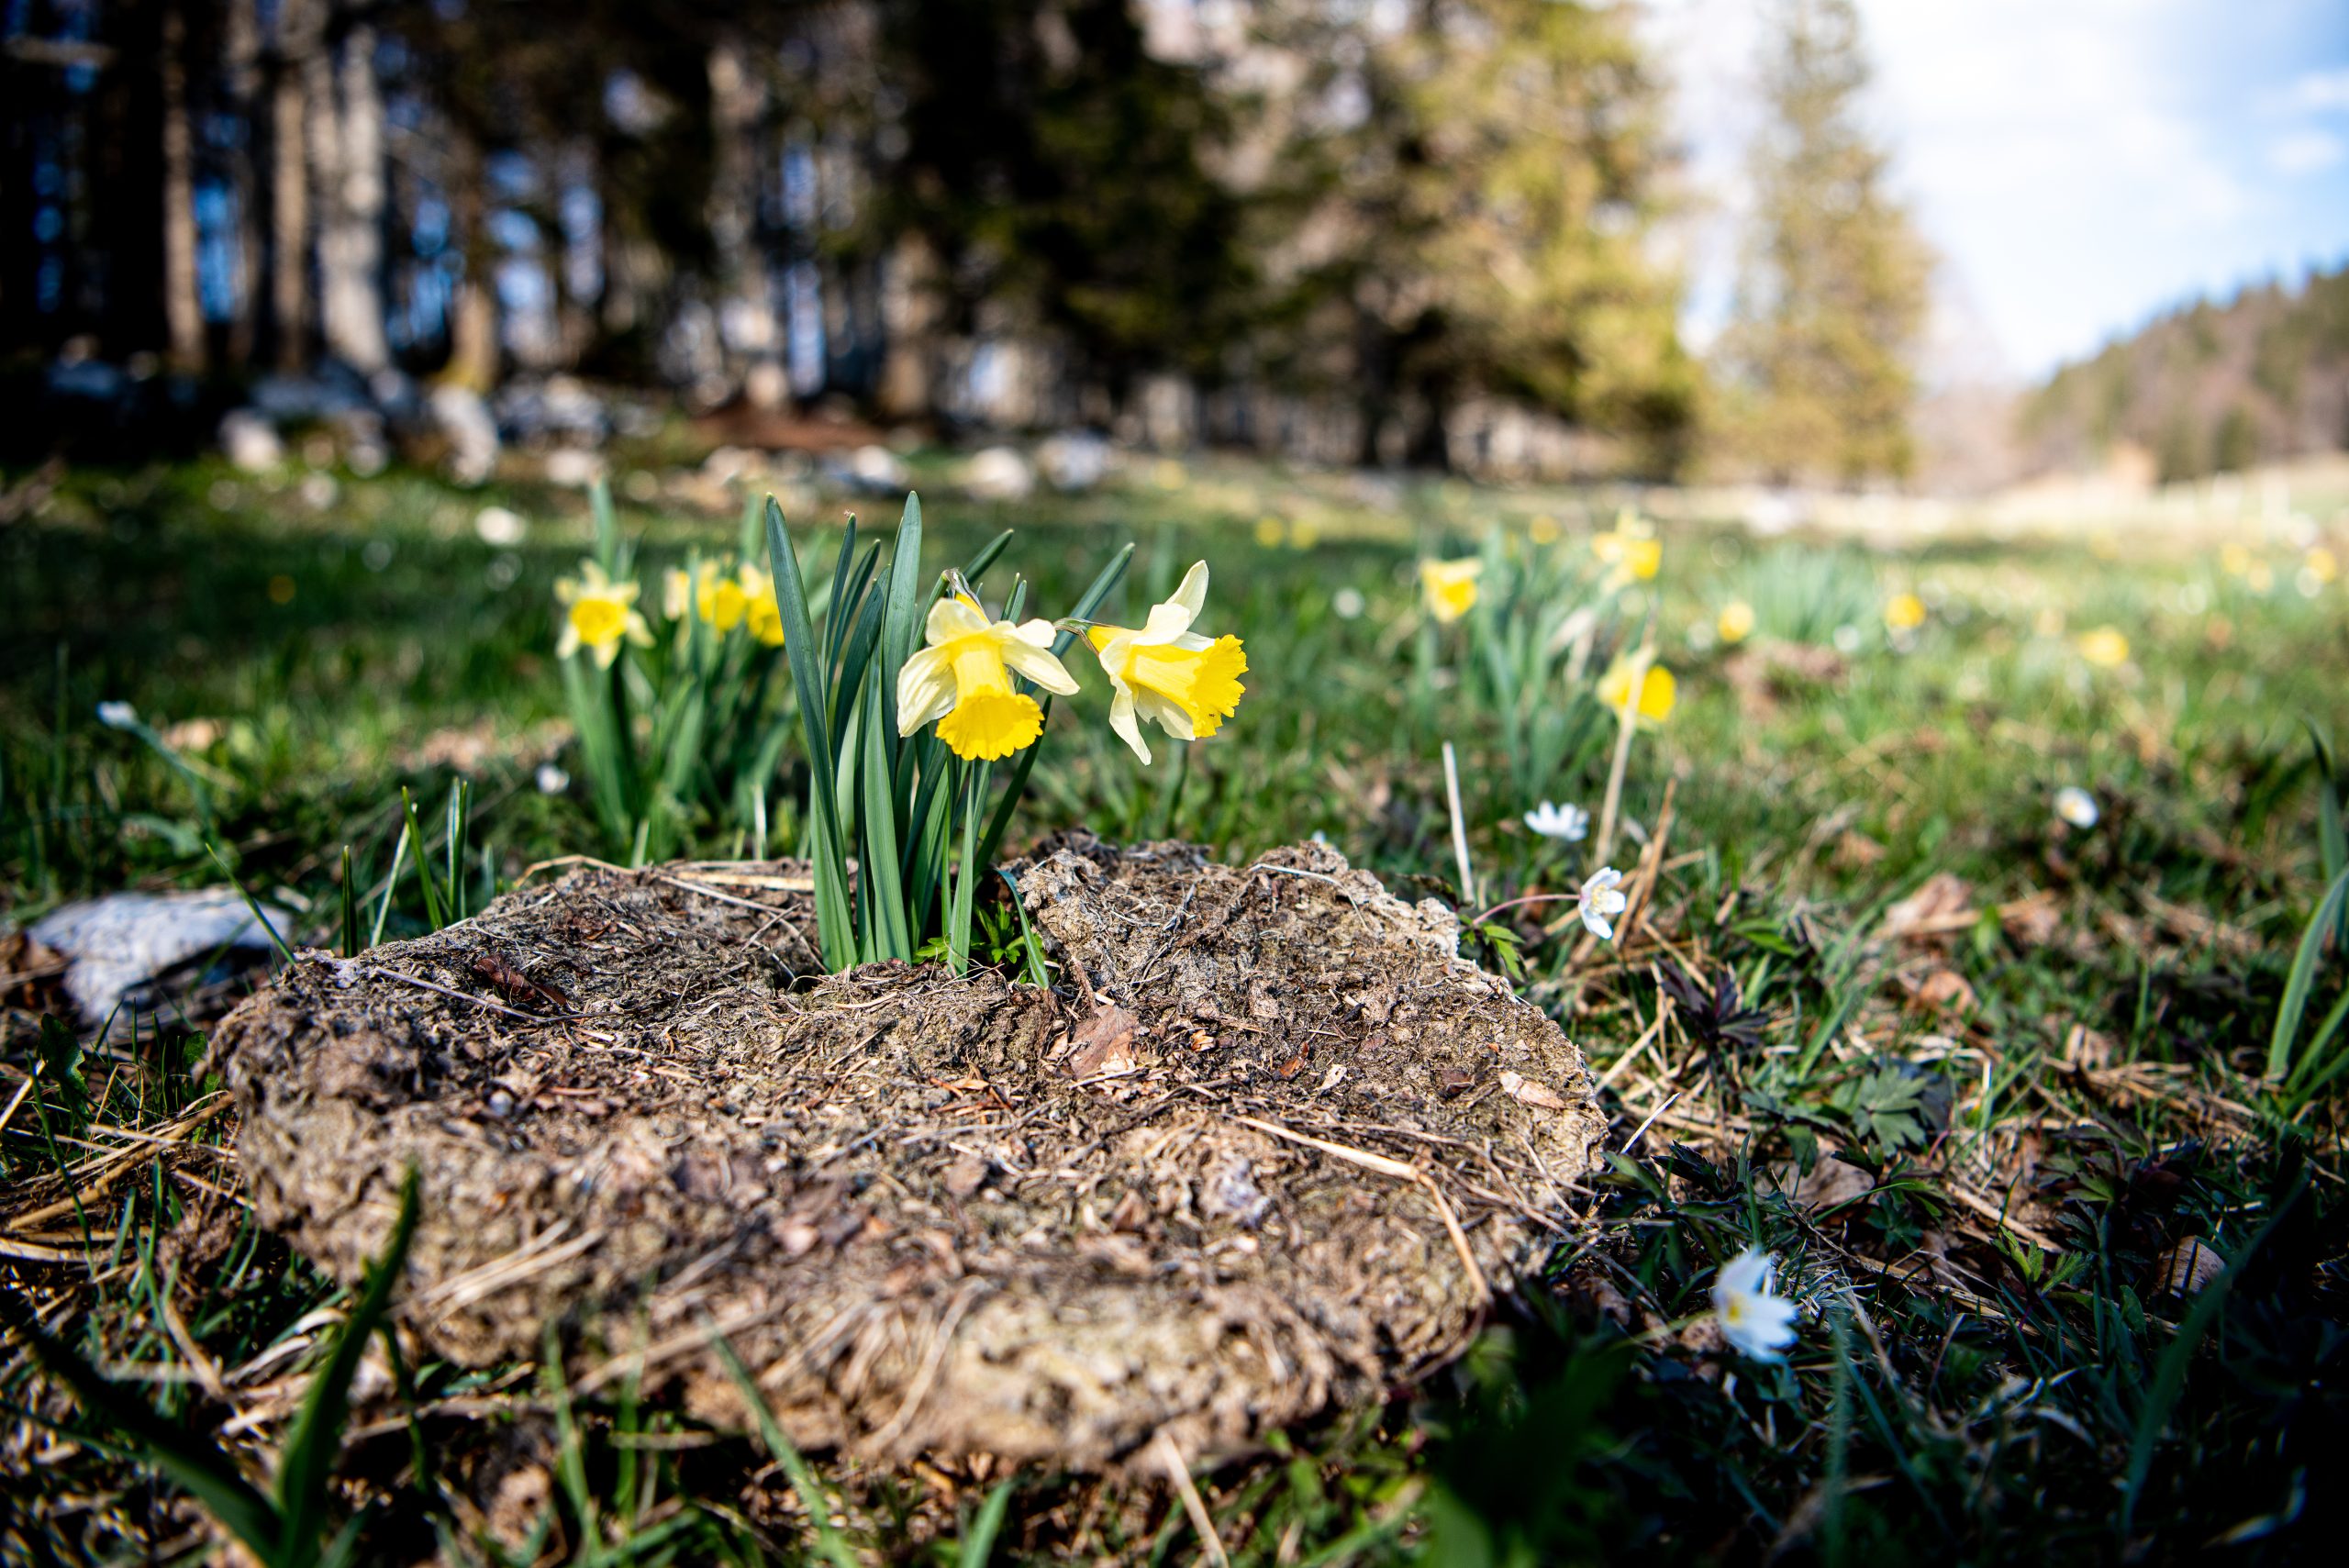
top-left (2020, 261), bottom-right (2349, 483)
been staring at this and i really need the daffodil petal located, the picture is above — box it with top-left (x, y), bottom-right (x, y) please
top-left (1170, 561), bottom-right (1209, 621)
top-left (925, 595), bottom-right (991, 643)
top-left (1108, 686), bottom-right (1151, 763)
top-left (896, 646), bottom-right (957, 733)
top-left (999, 639), bottom-right (1080, 695)
top-left (1133, 684), bottom-right (1196, 741)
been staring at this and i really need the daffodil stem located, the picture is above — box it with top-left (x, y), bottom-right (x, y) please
top-left (1592, 645), bottom-right (1650, 869)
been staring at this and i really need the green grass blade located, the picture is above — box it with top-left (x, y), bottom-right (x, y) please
top-left (396, 789), bottom-right (447, 933)
top-left (2266, 865), bottom-right (2349, 1079)
top-left (1054, 542), bottom-right (1137, 656)
top-left (206, 841), bottom-right (295, 966)
top-left (949, 764), bottom-right (986, 975)
top-left (881, 493), bottom-right (928, 738)
top-left (2120, 1177), bottom-right (2300, 1535)
top-left (955, 1479), bottom-right (1016, 1568)
top-left (371, 824), bottom-right (408, 949)
top-left (274, 1166), bottom-right (422, 1564)
top-left (0, 1289), bottom-right (282, 1557)
top-left (960, 528), bottom-right (1014, 590)
top-left (339, 846), bottom-right (358, 959)
top-left (860, 677), bottom-right (912, 961)
top-left (707, 1329), bottom-right (861, 1568)
top-left (830, 563), bottom-right (889, 745)
top-left (590, 478), bottom-right (618, 572)
top-left (823, 518), bottom-right (865, 671)
top-left (766, 499), bottom-right (855, 968)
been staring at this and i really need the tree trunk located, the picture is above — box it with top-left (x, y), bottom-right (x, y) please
top-left (270, 0), bottom-right (319, 370)
top-left (314, 18), bottom-right (388, 373)
top-left (223, 0), bottom-right (263, 365)
top-left (442, 127), bottom-right (498, 390)
top-left (161, 1), bottom-right (205, 372)
top-left (707, 39), bottom-right (778, 404)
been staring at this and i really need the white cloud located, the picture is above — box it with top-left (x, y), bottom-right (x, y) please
top-left (1652, 0), bottom-right (2349, 376)
top-left (2270, 128), bottom-right (2348, 174)
top-left (2281, 66), bottom-right (2349, 113)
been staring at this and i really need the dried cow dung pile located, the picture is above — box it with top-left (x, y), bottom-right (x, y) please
top-left (215, 839), bottom-right (1605, 1469)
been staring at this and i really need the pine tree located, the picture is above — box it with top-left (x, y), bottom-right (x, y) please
top-left (1720, 0), bottom-right (1930, 483)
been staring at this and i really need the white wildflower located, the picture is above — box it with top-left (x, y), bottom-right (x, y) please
top-left (1523, 801), bottom-right (1589, 842)
top-left (95, 701), bottom-right (139, 730)
top-left (1579, 866), bottom-right (1627, 941)
top-left (1712, 1247), bottom-right (1799, 1362)
top-left (2054, 785), bottom-right (2099, 829)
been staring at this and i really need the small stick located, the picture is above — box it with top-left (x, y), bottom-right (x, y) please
top-left (1232, 1114), bottom-right (1490, 1304)
top-left (1623, 1090), bottom-right (1680, 1153)
top-left (1592, 642), bottom-right (1651, 868)
top-left (362, 965), bottom-right (577, 1024)
top-left (1155, 1430), bottom-right (1229, 1568)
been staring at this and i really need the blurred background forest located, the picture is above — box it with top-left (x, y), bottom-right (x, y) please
top-left (4, 0), bottom-right (2345, 495)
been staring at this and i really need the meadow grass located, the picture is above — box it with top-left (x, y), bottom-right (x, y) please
top-left (2, 453), bottom-right (2345, 1564)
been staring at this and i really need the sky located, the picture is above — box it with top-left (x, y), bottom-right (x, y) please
top-left (1646, 0), bottom-right (2349, 382)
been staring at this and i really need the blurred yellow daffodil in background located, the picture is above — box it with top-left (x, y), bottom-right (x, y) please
top-left (896, 594), bottom-right (1079, 762)
top-left (1884, 592), bottom-right (1926, 632)
top-left (2306, 546), bottom-right (2338, 585)
top-left (736, 564), bottom-right (786, 647)
top-left (1717, 599), bottom-right (1755, 644)
top-left (1593, 512), bottom-right (1662, 582)
top-left (665, 561), bottom-right (751, 632)
top-left (1419, 558), bottom-right (1484, 624)
top-left (1084, 562), bottom-right (1248, 763)
top-left (1598, 659), bottom-right (1676, 726)
top-left (556, 562), bottom-right (653, 667)
top-left (2076, 626), bottom-right (2130, 669)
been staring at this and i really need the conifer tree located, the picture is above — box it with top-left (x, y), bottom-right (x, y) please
top-left (1719, 0), bottom-right (1930, 483)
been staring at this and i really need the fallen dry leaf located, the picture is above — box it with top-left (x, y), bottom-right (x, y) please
top-left (1498, 1069), bottom-right (1571, 1110)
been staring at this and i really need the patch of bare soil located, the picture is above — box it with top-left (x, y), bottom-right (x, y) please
top-left (214, 839), bottom-right (1603, 1471)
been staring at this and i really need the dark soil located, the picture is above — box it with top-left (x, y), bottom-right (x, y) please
top-left (214, 838), bottom-right (1604, 1471)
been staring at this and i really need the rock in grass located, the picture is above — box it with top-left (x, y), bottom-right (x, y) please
top-left (213, 840), bottom-right (1604, 1470)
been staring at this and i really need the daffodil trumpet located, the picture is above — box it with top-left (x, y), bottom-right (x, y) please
top-left (896, 590), bottom-right (1080, 763)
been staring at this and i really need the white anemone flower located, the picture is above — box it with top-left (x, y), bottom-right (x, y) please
top-left (2054, 785), bottom-right (2099, 829)
top-left (1712, 1248), bottom-right (1799, 1362)
top-left (95, 701), bottom-right (140, 730)
top-left (1579, 866), bottom-right (1627, 941)
top-left (1524, 801), bottom-right (1589, 842)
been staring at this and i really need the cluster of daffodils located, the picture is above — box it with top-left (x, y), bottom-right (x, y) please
top-left (664, 561), bottom-right (786, 646)
top-left (896, 562), bottom-right (1248, 764)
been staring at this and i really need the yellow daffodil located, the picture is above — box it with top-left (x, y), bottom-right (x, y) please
top-left (736, 564), bottom-right (785, 647)
top-left (1593, 511), bottom-right (1662, 582)
top-left (1254, 517), bottom-right (1287, 549)
top-left (555, 562), bottom-right (652, 667)
top-left (1529, 514), bottom-right (1562, 545)
top-left (896, 594), bottom-right (1079, 762)
top-left (2246, 563), bottom-right (2275, 595)
top-left (2221, 543), bottom-right (2254, 577)
top-left (2076, 626), bottom-right (2130, 669)
top-left (1884, 592), bottom-right (1926, 632)
top-left (1718, 599), bottom-right (1756, 644)
top-left (2307, 546), bottom-right (2339, 584)
top-left (1083, 562), bottom-right (1248, 763)
top-left (664, 561), bottom-right (751, 632)
top-left (1598, 659), bottom-right (1676, 726)
top-left (1420, 558), bottom-right (1483, 624)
